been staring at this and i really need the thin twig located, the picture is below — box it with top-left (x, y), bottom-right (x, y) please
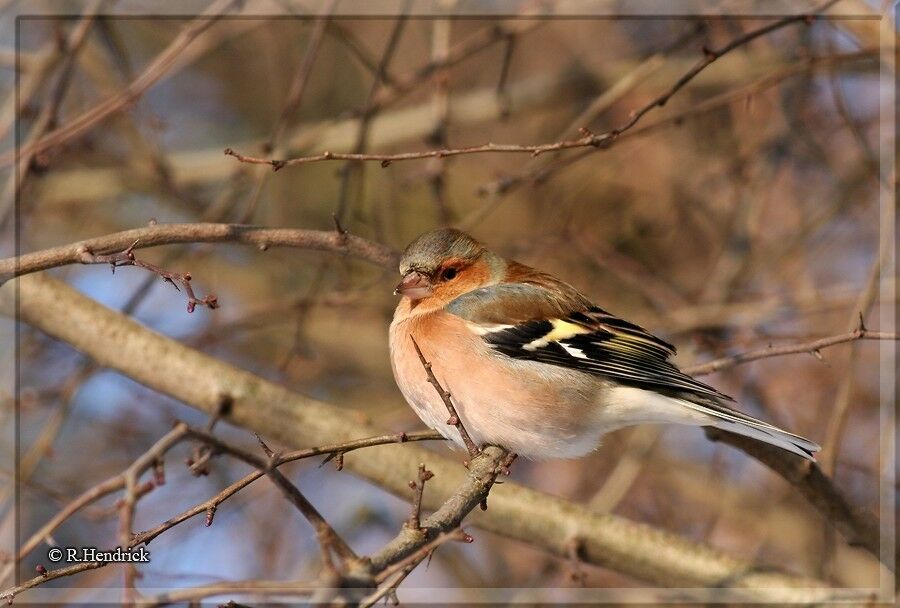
top-left (237, 0), bottom-right (335, 224)
top-left (364, 20), bottom-right (541, 118)
top-left (135, 579), bottom-right (316, 608)
top-left (406, 463), bottom-right (434, 532)
top-left (0, 0), bottom-right (103, 229)
top-left (267, 0), bottom-right (336, 149)
top-left (684, 328), bottom-right (896, 376)
top-left (425, 18), bottom-right (453, 224)
top-left (334, 9), bottom-right (409, 222)
top-left (0, 423), bottom-right (190, 603)
top-left (75, 238), bottom-right (218, 313)
top-left (132, 430), bottom-right (442, 547)
top-left (359, 529), bottom-right (471, 608)
top-left (182, 427), bottom-right (360, 566)
top-left (410, 336), bottom-right (480, 458)
top-left (471, 47), bottom-right (876, 204)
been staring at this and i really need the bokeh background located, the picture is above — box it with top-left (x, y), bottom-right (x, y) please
top-left (0, 1), bottom-right (894, 603)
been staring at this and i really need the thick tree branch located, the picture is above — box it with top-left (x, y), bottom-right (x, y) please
top-left (704, 429), bottom-right (884, 564)
top-left (1, 274), bottom-right (839, 600)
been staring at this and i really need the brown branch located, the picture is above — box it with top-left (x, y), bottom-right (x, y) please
top-left (684, 328), bottom-right (897, 376)
top-left (704, 428), bottom-right (888, 567)
top-left (406, 463), bottom-right (434, 532)
top-left (0, 0), bottom-right (103, 229)
top-left (134, 579), bottom-right (316, 608)
top-left (224, 134), bottom-right (615, 169)
top-left (364, 20), bottom-right (542, 117)
top-left (494, 29), bottom-right (516, 118)
top-left (224, 4), bottom-right (836, 172)
top-left (236, 2), bottom-right (335, 224)
top-left (75, 238), bottom-right (218, 313)
top-left (182, 427), bottom-right (359, 567)
top-left (1, 562), bottom-right (106, 603)
top-left (472, 47), bottom-right (876, 203)
top-left (7, 421), bottom-right (442, 603)
top-left (821, 200), bottom-right (893, 475)
top-left (367, 446), bottom-right (514, 574)
top-left (410, 336), bottom-right (480, 458)
top-left (3, 274), bottom-right (845, 597)
top-left (267, 0), bottom-right (336, 150)
top-left (425, 18), bottom-right (453, 224)
top-left (0, 222), bottom-right (399, 285)
top-left (326, 22), bottom-right (399, 89)
top-left (358, 529), bottom-right (472, 607)
top-left (374, 527), bottom-right (471, 586)
top-left (0, 423), bottom-right (190, 603)
top-left (133, 430), bottom-right (441, 547)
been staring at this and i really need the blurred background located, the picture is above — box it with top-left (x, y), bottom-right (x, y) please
top-left (0, 0), bottom-right (893, 603)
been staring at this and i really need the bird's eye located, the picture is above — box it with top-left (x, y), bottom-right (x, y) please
top-left (441, 267), bottom-right (458, 281)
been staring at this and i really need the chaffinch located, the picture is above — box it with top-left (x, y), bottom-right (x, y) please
top-left (389, 228), bottom-right (819, 461)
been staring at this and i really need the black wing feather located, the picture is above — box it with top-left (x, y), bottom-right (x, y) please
top-left (483, 307), bottom-right (731, 400)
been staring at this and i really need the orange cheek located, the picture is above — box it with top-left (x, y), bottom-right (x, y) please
top-left (430, 262), bottom-right (491, 303)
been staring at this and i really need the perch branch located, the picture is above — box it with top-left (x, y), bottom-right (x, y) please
top-left (0, 275), bottom-right (854, 599)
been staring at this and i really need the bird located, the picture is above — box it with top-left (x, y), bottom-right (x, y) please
top-left (389, 228), bottom-right (820, 461)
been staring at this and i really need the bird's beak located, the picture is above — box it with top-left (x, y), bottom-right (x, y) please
top-left (394, 271), bottom-right (433, 300)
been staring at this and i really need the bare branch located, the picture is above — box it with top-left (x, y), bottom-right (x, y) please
top-left (704, 429), bottom-right (886, 565)
top-left (75, 239), bottom-right (218, 313)
top-left (267, 0), bottom-right (336, 150)
top-left (0, 222), bottom-right (398, 285)
top-left (133, 430), bottom-right (442, 547)
top-left (684, 328), bottom-right (897, 376)
top-left (410, 336), bottom-right (481, 458)
top-left (1, 274), bottom-right (848, 597)
top-left (224, 4), bottom-right (837, 171)
top-left (406, 463), bottom-right (434, 532)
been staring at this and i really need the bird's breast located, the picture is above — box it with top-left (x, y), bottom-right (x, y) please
top-left (389, 306), bottom-right (605, 459)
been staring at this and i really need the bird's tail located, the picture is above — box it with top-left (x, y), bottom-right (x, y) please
top-left (677, 395), bottom-right (820, 461)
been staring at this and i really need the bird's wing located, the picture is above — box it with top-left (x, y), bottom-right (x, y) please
top-left (445, 282), bottom-right (731, 400)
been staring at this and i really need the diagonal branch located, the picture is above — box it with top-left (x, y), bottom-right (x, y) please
top-left (75, 238), bottom-right (218, 313)
top-left (0, 0), bottom-right (241, 169)
top-left (410, 336), bottom-right (480, 458)
top-left (1, 274), bottom-right (867, 598)
top-left (704, 428), bottom-right (885, 567)
top-left (182, 426), bottom-right (359, 567)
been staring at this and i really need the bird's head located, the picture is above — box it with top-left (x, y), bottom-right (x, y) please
top-left (395, 228), bottom-right (502, 307)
